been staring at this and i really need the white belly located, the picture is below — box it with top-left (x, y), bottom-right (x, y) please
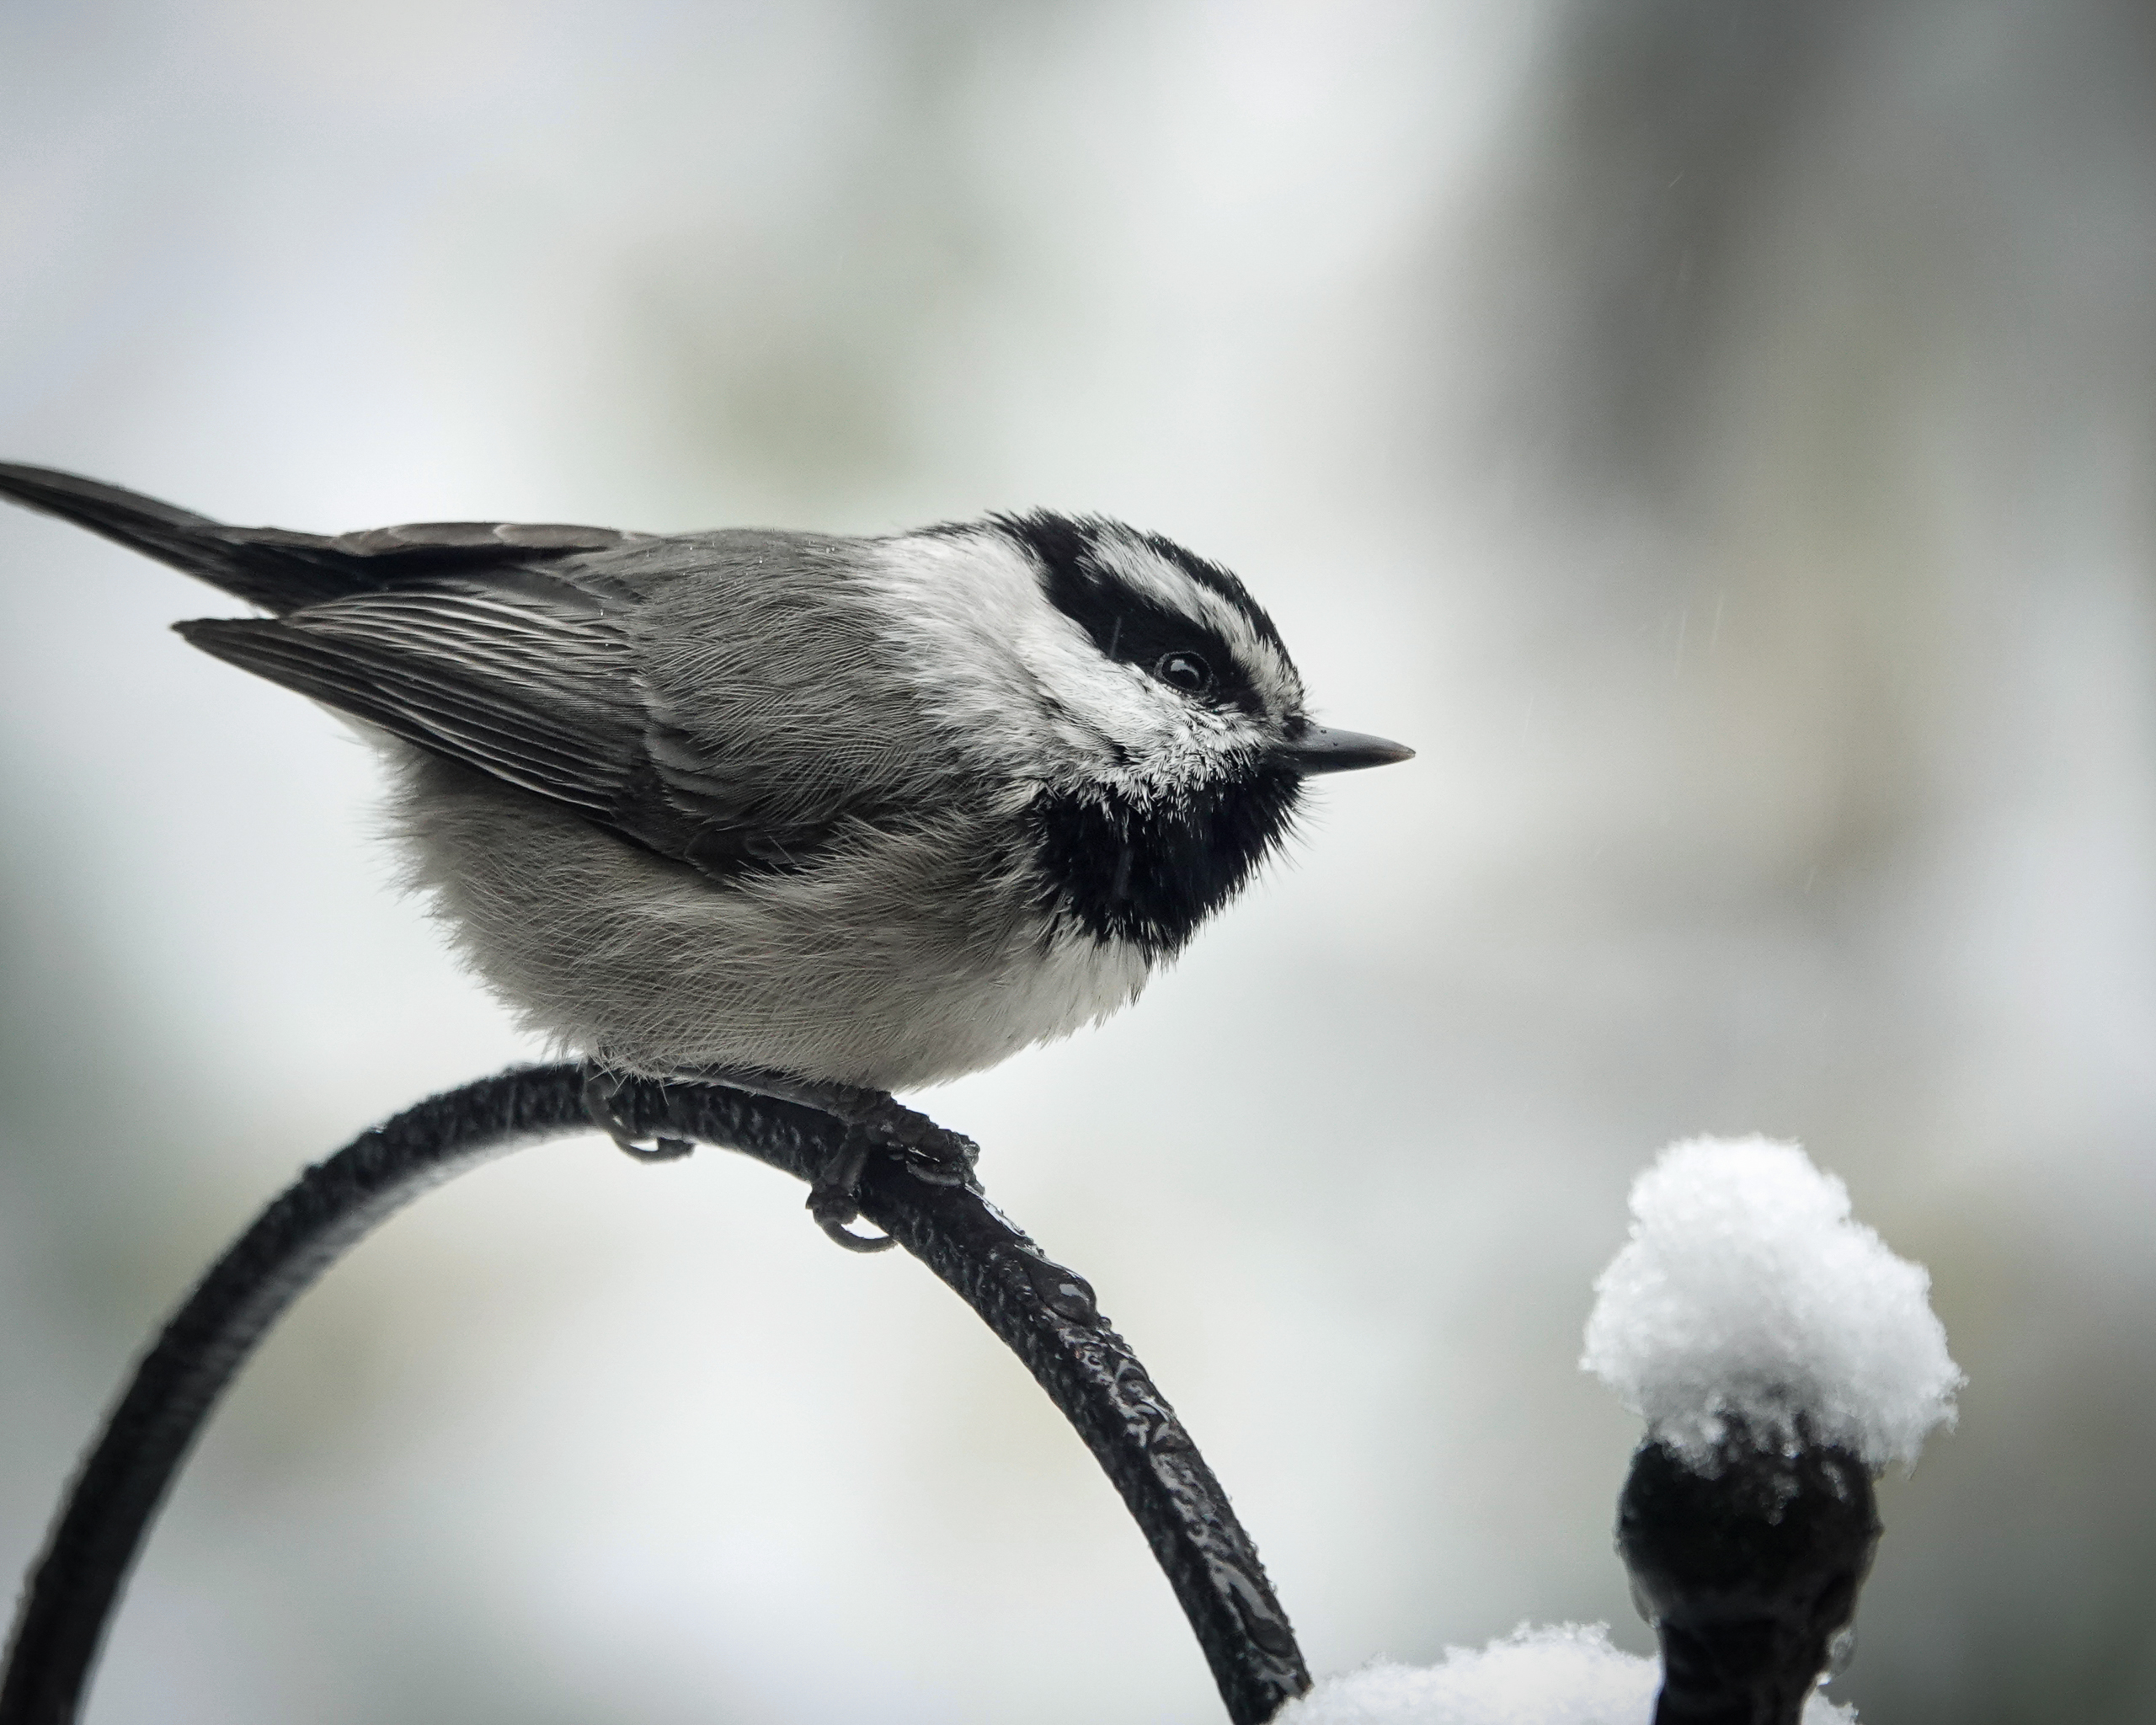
top-left (388, 752), bottom-right (1150, 1091)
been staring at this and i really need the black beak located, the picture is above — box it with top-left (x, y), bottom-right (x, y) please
top-left (1273, 724), bottom-right (1417, 777)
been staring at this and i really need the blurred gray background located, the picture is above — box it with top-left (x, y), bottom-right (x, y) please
top-left (3, 1), bottom-right (2153, 1720)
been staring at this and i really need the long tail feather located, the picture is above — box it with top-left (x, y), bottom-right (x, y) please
top-left (0, 463), bottom-right (361, 613)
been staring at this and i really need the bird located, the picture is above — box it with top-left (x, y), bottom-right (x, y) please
top-left (0, 463), bottom-right (1412, 1246)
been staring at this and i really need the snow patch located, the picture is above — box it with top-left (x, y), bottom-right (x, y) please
top-left (1582, 1136), bottom-right (1961, 1471)
top-left (1276, 1623), bottom-right (1856, 1724)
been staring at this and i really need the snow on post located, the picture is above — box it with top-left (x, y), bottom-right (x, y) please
top-left (1274, 1624), bottom-right (1856, 1724)
top-left (1581, 1135), bottom-right (1961, 1471)
top-left (1593, 1135), bottom-right (1961, 1725)
top-left (1274, 1137), bottom-right (1961, 1725)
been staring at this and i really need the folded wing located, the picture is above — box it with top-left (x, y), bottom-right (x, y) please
top-left (181, 571), bottom-right (841, 873)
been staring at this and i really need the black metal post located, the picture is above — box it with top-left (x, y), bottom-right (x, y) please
top-left (1617, 1420), bottom-right (1881, 1725)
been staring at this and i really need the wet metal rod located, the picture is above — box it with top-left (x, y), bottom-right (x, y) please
top-left (0, 1065), bottom-right (1308, 1725)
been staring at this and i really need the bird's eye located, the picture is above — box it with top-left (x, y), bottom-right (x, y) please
top-left (1154, 651), bottom-right (1213, 694)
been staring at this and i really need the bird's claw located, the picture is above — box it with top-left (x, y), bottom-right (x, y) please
top-left (582, 1064), bottom-right (696, 1162)
top-left (808, 1127), bottom-right (896, 1252)
top-left (584, 1063), bottom-right (970, 1252)
top-left (857, 1096), bottom-right (981, 1189)
top-left (804, 1101), bottom-right (975, 1250)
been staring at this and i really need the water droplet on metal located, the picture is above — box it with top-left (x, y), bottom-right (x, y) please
top-left (1241, 1604), bottom-right (1299, 1658)
top-left (1013, 1250), bottom-right (1101, 1324)
top-left (1215, 1558), bottom-right (1299, 1656)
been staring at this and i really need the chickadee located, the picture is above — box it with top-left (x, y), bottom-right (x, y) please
top-left (0, 464), bottom-right (1411, 1245)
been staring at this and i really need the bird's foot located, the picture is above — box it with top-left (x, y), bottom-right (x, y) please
top-left (581, 1064), bottom-right (696, 1162)
top-left (802, 1092), bottom-right (979, 1252)
top-left (849, 1092), bottom-right (982, 1189)
top-left (584, 1060), bottom-right (979, 1252)
top-left (805, 1127), bottom-right (894, 1253)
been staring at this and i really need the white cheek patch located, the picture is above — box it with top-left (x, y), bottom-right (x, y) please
top-left (865, 533), bottom-right (1131, 772)
top-left (864, 526), bottom-right (1292, 798)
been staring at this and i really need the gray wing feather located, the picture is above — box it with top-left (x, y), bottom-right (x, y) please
top-left (0, 468), bottom-right (928, 871)
top-left (179, 604), bottom-right (638, 818)
top-left (177, 569), bottom-right (843, 870)
top-left (171, 527), bottom-right (947, 874)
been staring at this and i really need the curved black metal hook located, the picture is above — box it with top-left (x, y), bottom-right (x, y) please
top-left (0, 1065), bottom-right (1308, 1725)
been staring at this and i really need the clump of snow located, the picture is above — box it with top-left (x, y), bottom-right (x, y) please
top-left (1582, 1136), bottom-right (1961, 1471)
top-left (1275, 1623), bottom-right (1857, 1725)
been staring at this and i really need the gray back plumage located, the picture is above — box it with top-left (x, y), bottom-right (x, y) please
top-left (192, 531), bottom-right (958, 878)
top-left (0, 462), bottom-right (953, 879)
top-left (628, 534), bottom-right (964, 852)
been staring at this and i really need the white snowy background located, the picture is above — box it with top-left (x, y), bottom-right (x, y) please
top-left (3, 3), bottom-right (2153, 1722)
